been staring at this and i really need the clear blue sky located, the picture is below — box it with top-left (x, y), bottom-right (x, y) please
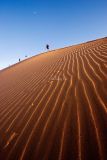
top-left (0, 0), bottom-right (107, 69)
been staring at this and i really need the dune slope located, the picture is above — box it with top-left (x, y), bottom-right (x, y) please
top-left (0, 37), bottom-right (107, 160)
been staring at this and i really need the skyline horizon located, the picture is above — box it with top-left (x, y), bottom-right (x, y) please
top-left (0, 36), bottom-right (106, 70)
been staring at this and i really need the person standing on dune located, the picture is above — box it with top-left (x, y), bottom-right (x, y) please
top-left (46, 44), bottom-right (49, 50)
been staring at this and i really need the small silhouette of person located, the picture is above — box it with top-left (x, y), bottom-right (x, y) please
top-left (19, 58), bottom-right (20, 62)
top-left (46, 44), bottom-right (49, 50)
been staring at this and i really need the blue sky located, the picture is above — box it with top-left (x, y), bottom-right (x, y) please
top-left (0, 0), bottom-right (107, 69)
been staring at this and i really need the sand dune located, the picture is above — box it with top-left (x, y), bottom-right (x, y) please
top-left (0, 37), bottom-right (107, 160)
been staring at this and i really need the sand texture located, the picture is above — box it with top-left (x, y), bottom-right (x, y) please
top-left (0, 37), bottom-right (107, 160)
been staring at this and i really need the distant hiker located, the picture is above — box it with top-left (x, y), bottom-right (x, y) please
top-left (19, 58), bottom-right (20, 62)
top-left (46, 44), bottom-right (49, 50)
